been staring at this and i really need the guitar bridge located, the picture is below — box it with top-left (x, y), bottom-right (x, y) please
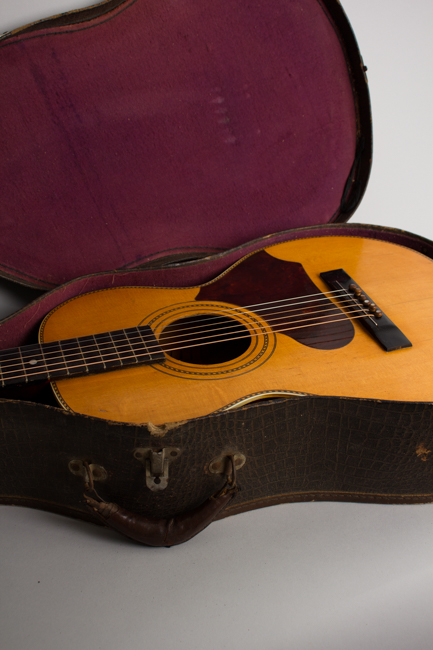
top-left (320, 269), bottom-right (412, 352)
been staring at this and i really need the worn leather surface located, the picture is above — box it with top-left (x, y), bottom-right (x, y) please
top-left (2, 395), bottom-right (433, 528)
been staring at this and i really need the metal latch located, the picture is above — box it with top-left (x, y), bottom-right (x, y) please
top-left (133, 447), bottom-right (181, 491)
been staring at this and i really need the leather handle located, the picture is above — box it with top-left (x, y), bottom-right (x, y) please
top-left (85, 488), bottom-right (236, 546)
top-left (83, 458), bottom-right (238, 547)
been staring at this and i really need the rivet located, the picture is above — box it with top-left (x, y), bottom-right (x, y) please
top-left (68, 460), bottom-right (107, 482)
top-left (209, 452), bottom-right (246, 474)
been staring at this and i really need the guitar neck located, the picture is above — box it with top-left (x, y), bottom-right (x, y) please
top-left (0, 326), bottom-right (165, 388)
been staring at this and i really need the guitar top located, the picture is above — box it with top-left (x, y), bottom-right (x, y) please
top-left (14, 235), bottom-right (433, 424)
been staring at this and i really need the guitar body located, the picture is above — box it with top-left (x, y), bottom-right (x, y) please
top-left (40, 235), bottom-right (433, 425)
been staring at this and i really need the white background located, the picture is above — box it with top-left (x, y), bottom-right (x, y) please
top-left (1, 1), bottom-right (433, 649)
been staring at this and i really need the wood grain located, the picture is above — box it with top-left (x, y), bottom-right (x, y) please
top-left (40, 236), bottom-right (433, 424)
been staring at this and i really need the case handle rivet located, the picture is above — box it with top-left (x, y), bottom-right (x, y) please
top-left (68, 459), bottom-right (107, 482)
top-left (209, 452), bottom-right (246, 474)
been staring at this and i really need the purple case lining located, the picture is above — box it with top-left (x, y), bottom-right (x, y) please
top-left (1, 0), bottom-right (361, 287)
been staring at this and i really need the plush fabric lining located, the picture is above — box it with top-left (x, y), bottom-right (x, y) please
top-left (1, 0), bottom-right (357, 286)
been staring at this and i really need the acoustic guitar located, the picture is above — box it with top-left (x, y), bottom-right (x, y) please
top-left (1, 235), bottom-right (432, 425)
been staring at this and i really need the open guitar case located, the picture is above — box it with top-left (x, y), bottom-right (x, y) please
top-left (1, 0), bottom-right (433, 546)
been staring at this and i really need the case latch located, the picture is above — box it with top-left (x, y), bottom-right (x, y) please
top-left (133, 447), bottom-right (181, 491)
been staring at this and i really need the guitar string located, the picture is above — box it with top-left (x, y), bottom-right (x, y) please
top-left (0, 305), bottom-right (372, 382)
top-left (2, 286), bottom-right (354, 360)
top-left (0, 297), bottom-right (372, 378)
top-left (0, 289), bottom-right (369, 373)
top-left (0, 312), bottom-right (370, 384)
top-left (151, 295), bottom-right (372, 337)
top-left (0, 294), bottom-right (369, 375)
top-left (151, 292), bottom-right (352, 333)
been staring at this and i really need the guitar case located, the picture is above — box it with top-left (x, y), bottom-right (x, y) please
top-left (1, 0), bottom-right (433, 546)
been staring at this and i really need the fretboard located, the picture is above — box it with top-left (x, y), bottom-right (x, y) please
top-left (0, 326), bottom-right (165, 388)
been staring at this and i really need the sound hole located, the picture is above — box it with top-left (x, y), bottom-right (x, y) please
top-left (159, 315), bottom-right (251, 365)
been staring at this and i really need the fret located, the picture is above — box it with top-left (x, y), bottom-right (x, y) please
top-left (112, 330), bottom-right (137, 364)
top-left (0, 346), bottom-right (27, 386)
top-left (136, 327), bottom-right (151, 363)
top-left (124, 326), bottom-right (165, 364)
top-left (17, 346), bottom-right (28, 383)
top-left (109, 331), bottom-right (123, 365)
top-left (58, 338), bottom-right (86, 377)
top-left (76, 338), bottom-right (88, 373)
top-left (57, 339), bottom-right (69, 375)
top-left (0, 342), bottom-right (48, 385)
top-left (79, 335), bottom-right (106, 373)
top-left (42, 341), bottom-right (69, 379)
top-left (0, 325), bottom-right (165, 387)
top-left (93, 332), bottom-right (123, 369)
top-left (124, 327), bottom-right (149, 363)
top-left (136, 326), bottom-right (165, 362)
top-left (20, 344), bottom-right (47, 383)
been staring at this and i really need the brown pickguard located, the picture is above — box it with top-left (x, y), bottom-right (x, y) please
top-left (197, 249), bottom-right (354, 349)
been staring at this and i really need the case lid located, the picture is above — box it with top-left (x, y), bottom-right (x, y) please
top-left (0, 0), bottom-right (371, 288)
